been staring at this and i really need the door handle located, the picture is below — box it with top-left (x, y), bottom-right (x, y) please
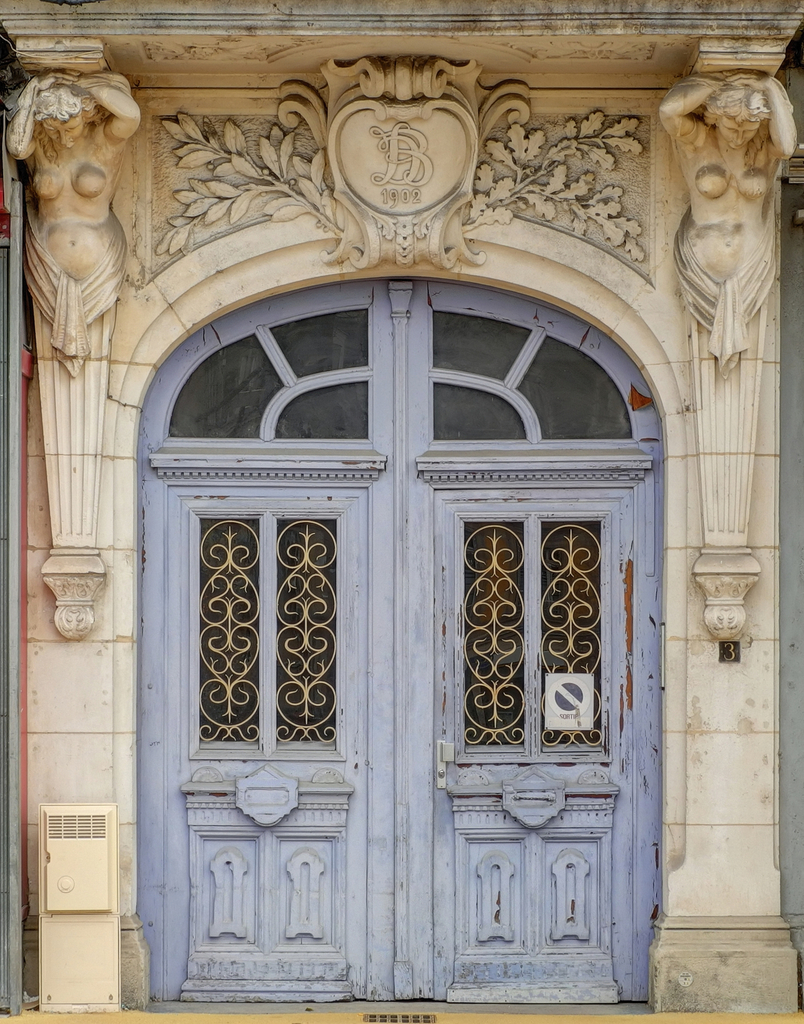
top-left (436, 740), bottom-right (455, 789)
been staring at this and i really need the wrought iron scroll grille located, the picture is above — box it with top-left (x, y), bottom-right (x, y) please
top-left (276, 519), bottom-right (337, 743)
top-left (463, 523), bottom-right (526, 746)
top-left (199, 519), bottom-right (261, 743)
top-left (540, 522), bottom-right (602, 747)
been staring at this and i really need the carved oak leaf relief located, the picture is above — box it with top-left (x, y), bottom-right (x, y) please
top-left (157, 113), bottom-right (339, 257)
top-left (466, 111), bottom-right (646, 262)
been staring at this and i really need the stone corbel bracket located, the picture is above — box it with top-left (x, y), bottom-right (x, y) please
top-left (693, 548), bottom-right (760, 642)
top-left (41, 549), bottom-right (106, 642)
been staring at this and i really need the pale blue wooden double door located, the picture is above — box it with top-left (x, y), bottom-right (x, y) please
top-left (138, 280), bottom-right (661, 1003)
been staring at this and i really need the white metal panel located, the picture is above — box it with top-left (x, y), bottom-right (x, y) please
top-left (40, 804), bottom-right (119, 914)
top-left (40, 915), bottom-right (120, 1012)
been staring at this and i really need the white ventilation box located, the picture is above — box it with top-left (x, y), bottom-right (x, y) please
top-left (40, 804), bottom-right (118, 914)
top-left (39, 804), bottom-right (120, 1012)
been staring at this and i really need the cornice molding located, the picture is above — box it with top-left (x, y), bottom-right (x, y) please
top-left (416, 450), bottom-right (652, 485)
top-left (151, 450), bottom-right (387, 482)
top-left (3, 7), bottom-right (803, 38)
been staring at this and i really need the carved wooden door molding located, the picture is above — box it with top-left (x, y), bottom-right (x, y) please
top-left (138, 279), bottom-right (661, 1002)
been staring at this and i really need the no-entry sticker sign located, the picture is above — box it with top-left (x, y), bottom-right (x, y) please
top-left (544, 673), bottom-right (595, 731)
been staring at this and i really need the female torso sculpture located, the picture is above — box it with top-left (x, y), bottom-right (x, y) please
top-left (7, 71), bottom-right (140, 374)
top-left (659, 71), bottom-right (796, 374)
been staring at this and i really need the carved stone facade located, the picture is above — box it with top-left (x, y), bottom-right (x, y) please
top-left (2, 1), bottom-right (801, 1015)
top-left (660, 70), bottom-right (796, 641)
top-left (7, 70), bottom-right (140, 639)
top-left (154, 64), bottom-right (648, 273)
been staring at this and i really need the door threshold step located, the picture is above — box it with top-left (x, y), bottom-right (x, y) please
top-left (148, 1002), bottom-right (652, 1016)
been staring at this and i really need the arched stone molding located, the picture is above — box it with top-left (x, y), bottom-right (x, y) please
top-left (118, 236), bottom-right (681, 412)
top-left (108, 236), bottom-right (690, 918)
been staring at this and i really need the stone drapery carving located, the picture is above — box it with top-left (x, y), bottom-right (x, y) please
top-left (660, 71), bottom-right (795, 640)
top-left (7, 70), bottom-right (141, 639)
top-left (157, 57), bottom-right (647, 270)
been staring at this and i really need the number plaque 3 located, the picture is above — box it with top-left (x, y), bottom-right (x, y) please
top-left (718, 640), bottom-right (741, 663)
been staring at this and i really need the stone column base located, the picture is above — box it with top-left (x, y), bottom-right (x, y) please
top-left (785, 913), bottom-right (804, 1007)
top-left (650, 914), bottom-right (798, 1011)
top-left (121, 914), bottom-right (150, 1009)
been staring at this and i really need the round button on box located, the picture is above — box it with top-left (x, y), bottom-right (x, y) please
top-left (57, 875), bottom-right (75, 893)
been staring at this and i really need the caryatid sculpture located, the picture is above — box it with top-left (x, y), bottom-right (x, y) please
top-left (7, 71), bottom-right (140, 639)
top-left (660, 71), bottom-right (796, 640)
top-left (660, 71), bottom-right (795, 376)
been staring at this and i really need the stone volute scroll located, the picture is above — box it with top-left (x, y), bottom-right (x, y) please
top-left (7, 70), bottom-right (141, 639)
top-left (660, 71), bottom-right (796, 640)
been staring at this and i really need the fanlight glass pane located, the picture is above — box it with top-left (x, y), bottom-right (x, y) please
top-left (433, 384), bottom-right (526, 440)
top-left (540, 521), bottom-right (603, 749)
top-left (170, 336), bottom-right (282, 439)
top-left (272, 309), bottom-right (369, 377)
top-left (275, 382), bottom-right (369, 439)
top-left (518, 338), bottom-right (631, 439)
top-left (433, 311), bottom-right (530, 379)
top-left (463, 522), bottom-right (525, 746)
top-left (276, 519), bottom-right (337, 744)
top-left (199, 519), bottom-right (260, 743)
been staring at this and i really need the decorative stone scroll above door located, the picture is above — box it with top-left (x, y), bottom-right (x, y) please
top-left (156, 56), bottom-right (648, 270)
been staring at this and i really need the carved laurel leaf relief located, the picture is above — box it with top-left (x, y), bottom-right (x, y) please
top-left (157, 113), bottom-right (340, 258)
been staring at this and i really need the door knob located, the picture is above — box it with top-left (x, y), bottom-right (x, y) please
top-left (436, 740), bottom-right (455, 789)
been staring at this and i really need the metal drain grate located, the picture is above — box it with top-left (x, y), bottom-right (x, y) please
top-left (363, 1016), bottom-right (437, 1023)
